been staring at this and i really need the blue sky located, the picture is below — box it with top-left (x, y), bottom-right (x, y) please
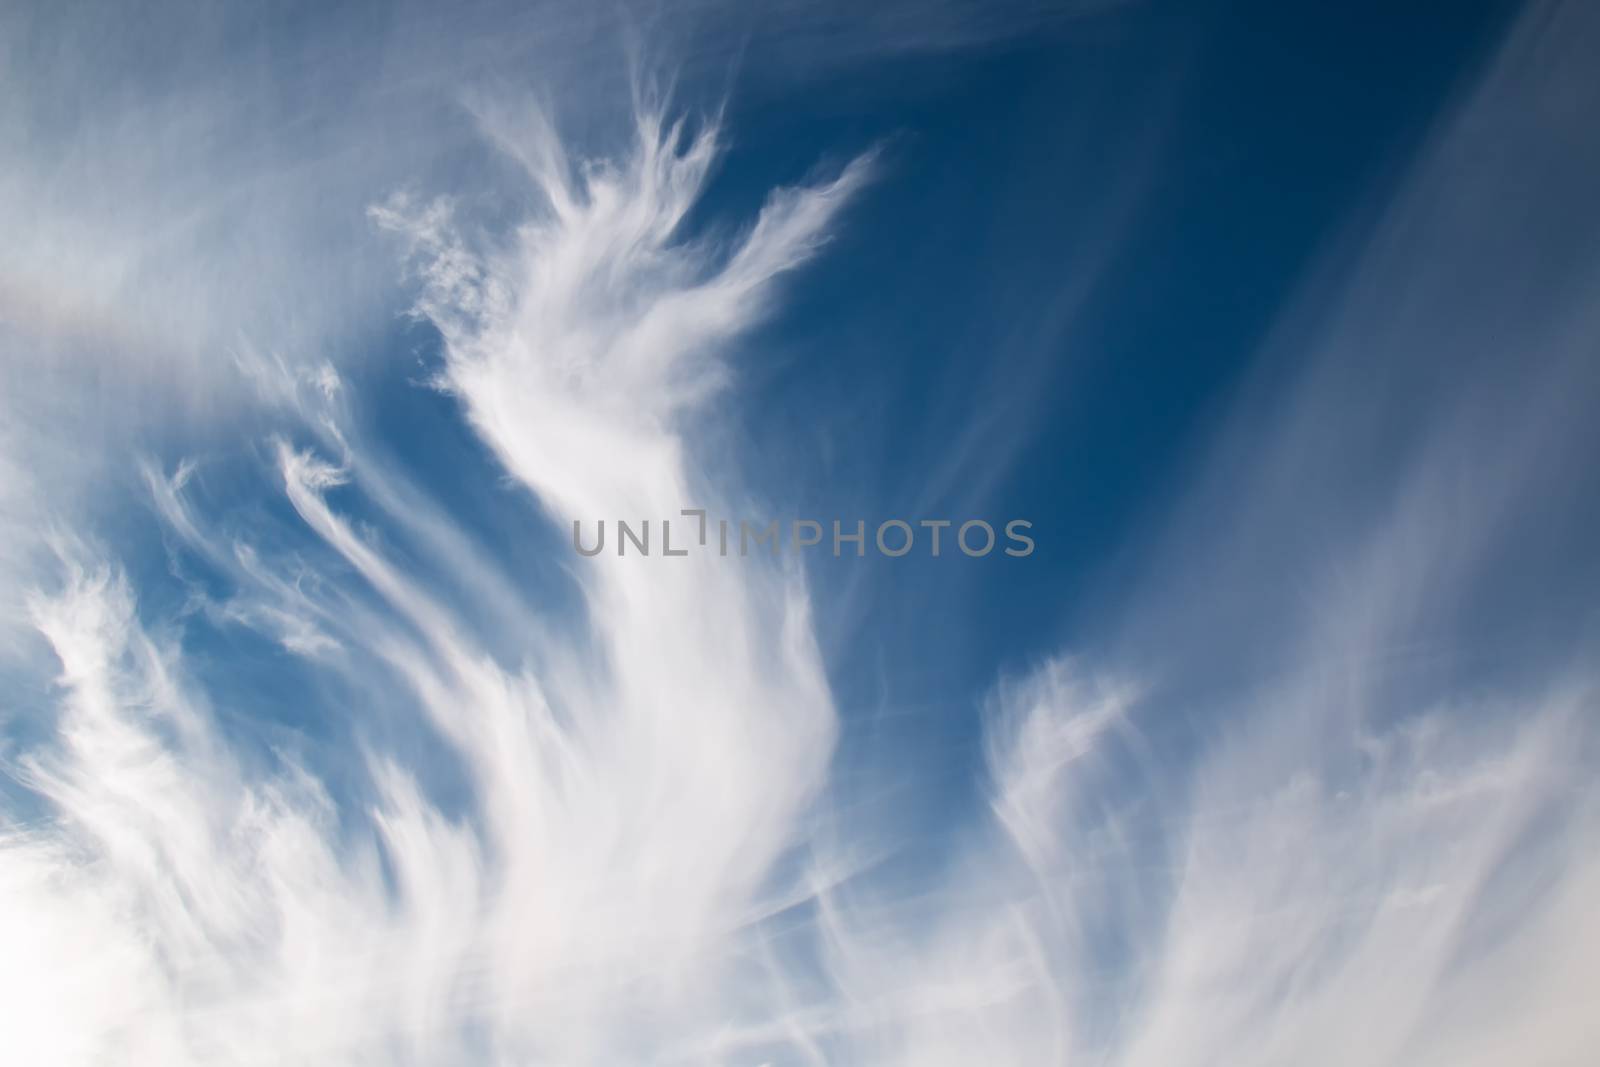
top-left (2, 0), bottom-right (1598, 1063)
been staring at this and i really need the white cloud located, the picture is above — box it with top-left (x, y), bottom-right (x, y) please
top-left (4, 2), bottom-right (1600, 1064)
top-left (4, 94), bottom-right (868, 1064)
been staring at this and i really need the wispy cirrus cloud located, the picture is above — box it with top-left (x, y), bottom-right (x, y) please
top-left (3, 1), bottom-right (1599, 1064)
top-left (5, 90), bottom-right (869, 1063)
